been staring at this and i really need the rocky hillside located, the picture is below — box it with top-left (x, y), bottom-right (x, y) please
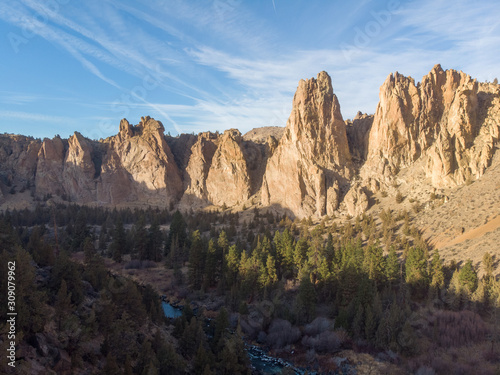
top-left (0, 65), bottom-right (499, 222)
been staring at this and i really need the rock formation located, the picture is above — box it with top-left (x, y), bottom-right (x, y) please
top-left (180, 132), bottom-right (218, 205)
top-left (363, 64), bottom-right (500, 187)
top-left (98, 117), bottom-right (183, 206)
top-left (206, 129), bottom-right (251, 207)
top-left (1, 65), bottom-right (499, 219)
top-left (0, 134), bottom-right (40, 191)
top-left (343, 185), bottom-right (370, 217)
top-left (345, 112), bottom-right (373, 163)
top-left (62, 132), bottom-right (97, 203)
top-left (262, 71), bottom-right (352, 218)
top-left (36, 136), bottom-right (66, 197)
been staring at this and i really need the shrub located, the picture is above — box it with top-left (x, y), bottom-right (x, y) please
top-left (304, 317), bottom-right (335, 336)
top-left (415, 366), bottom-right (436, 375)
top-left (381, 191), bottom-right (388, 198)
top-left (266, 319), bottom-right (301, 349)
top-left (423, 310), bottom-right (487, 348)
top-left (125, 259), bottom-right (142, 269)
top-left (124, 260), bottom-right (157, 269)
top-left (142, 260), bottom-right (157, 269)
top-left (396, 192), bottom-right (404, 203)
top-left (301, 331), bottom-right (343, 353)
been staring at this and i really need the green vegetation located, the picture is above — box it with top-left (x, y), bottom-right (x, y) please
top-left (0, 204), bottom-right (499, 374)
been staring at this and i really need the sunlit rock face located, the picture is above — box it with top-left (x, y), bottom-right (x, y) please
top-left (363, 64), bottom-right (500, 188)
top-left (262, 71), bottom-right (352, 218)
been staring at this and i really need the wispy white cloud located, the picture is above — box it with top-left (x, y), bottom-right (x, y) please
top-left (0, 110), bottom-right (75, 124)
top-left (1, 0), bottom-right (498, 140)
top-left (0, 92), bottom-right (81, 106)
top-left (397, 0), bottom-right (500, 81)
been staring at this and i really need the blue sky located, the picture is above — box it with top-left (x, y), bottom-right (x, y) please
top-left (0, 0), bottom-right (499, 140)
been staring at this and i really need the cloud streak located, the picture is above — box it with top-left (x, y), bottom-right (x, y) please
top-left (0, 0), bottom-right (498, 139)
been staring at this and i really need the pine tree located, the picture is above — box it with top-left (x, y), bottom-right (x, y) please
top-left (274, 228), bottom-right (295, 279)
top-left (124, 355), bottom-right (134, 375)
top-left (83, 236), bottom-right (96, 265)
top-left (84, 249), bottom-right (107, 291)
top-left (136, 340), bottom-right (158, 374)
top-left (148, 218), bottom-right (163, 262)
top-left (225, 244), bottom-right (240, 287)
top-left (263, 254), bottom-right (278, 288)
top-left (218, 333), bottom-right (251, 375)
top-left (98, 227), bottom-right (108, 253)
top-left (157, 340), bottom-right (185, 375)
top-left (27, 225), bottom-right (55, 266)
top-left (404, 246), bottom-right (429, 298)
top-left (459, 259), bottom-right (478, 294)
top-left (194, 342), bottom-right (212, 374)
top-left (446, 270), bottom-right (463, 310)
top-left (204, 239), bottom-right (217, 289)
top-left (294, 236), bottom-right (309, 272)
top-left (189, 230), bottom-right (205, 290)
top-left (472, 279), bottom-right (487, 311)
top-left (483, 252), bottom-right (494, 277)
top-left (364, 304), bottom-right (376, 341)
top-left (180, 317), bottom-right (205, 358)
top-left (55, 279), bottom-right (72, 332)
top-left (167, 210), bottom-right (187, 250)
top-left (134, 215), bottom-right (148, 260)
top-left (352, 304), bottom-right (364, 339)
top-left (430, 250), bottom-right (445, 288)
top-left (14, 248), bottom-right (46, 334)
top-left (366, 245), bottom-right (386, 286)
top-left (71, 210), bottom-right (89, 251)
top-left (386, 246), bottom-right (400, 284)
top-left (50, 250), bottom-right (84, 305)
top-left (103, 353), bottom-right (120, 375)
top-left (213, 307), bottom-right (229, 351)
top-left (110, 218), bottom-right (126, 263)
top-left (297, 274), bottom-right (317, 323)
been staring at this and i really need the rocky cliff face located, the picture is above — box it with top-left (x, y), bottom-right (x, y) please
top-left (363, 64), bottom-right (499, 188)
top-left (206, 129), bottom-right (251, 207)
top-left (36, 136), bottom-right (67, 197)
top-left (98, 117), bottom-right (182, 206)
top-left (0, 135), bottom-right (40, 192)
top-left (179, 132), bottom-right (218, 205)
top-left (18, 117), bottom-right (182, 207)
top-left (346, 112), bottom-right (373, 163)
top-left (262, 71), bottom-right (352, 218)
top-left (62, 132), bottom-right (97, 203)
top-left (1, 65), bottom-right (499, 218)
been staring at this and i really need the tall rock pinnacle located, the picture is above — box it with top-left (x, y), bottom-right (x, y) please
top-left (262, 71), bottom-right (352, 218)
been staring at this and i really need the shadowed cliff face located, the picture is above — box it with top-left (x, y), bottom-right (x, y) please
top-left (0, 135), bottom-right (41, 189)
top-left (30, 116), bottom-right (183, 207)
top-left (0, 66), bottom-right (499, 218)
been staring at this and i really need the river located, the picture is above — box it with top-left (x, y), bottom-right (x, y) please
top-left (161, 301), bottom-right (183, 318)
top-left (161, 301), bottom-right (305, 374)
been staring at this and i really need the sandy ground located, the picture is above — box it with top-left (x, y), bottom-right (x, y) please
top-left (412, 147), bottom-right (500, 273)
